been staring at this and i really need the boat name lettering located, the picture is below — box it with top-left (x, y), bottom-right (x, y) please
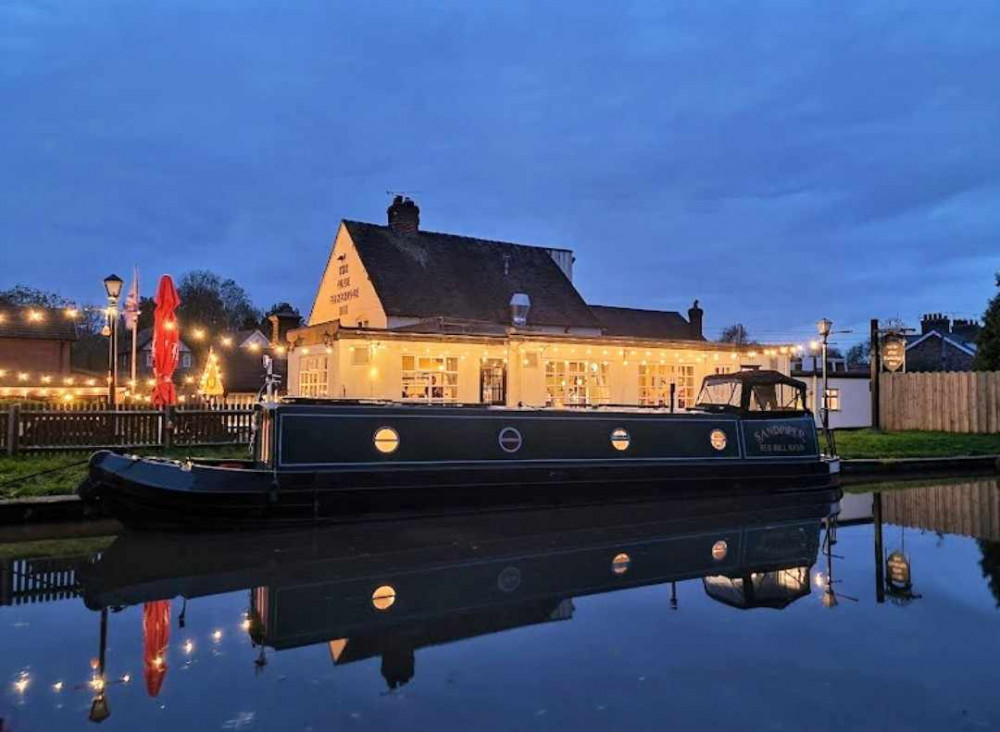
top-left (753, 424), bottom-right (807, 453)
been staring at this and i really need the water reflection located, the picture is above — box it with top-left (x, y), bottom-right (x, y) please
top-left (5, 478), bottom-right (1000, 730)
top-left (76, 489), bottom-right (835, 700)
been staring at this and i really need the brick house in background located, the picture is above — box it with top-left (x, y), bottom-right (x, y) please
top-left (904, 313), bottom-right (979, 372)
top-left (0, 306), bottom-right (77, 375)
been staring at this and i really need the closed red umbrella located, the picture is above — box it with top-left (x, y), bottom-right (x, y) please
top-left (152, 275), bottom-right (180, 407)
top-left (142, 600), bottom-right (170, 697)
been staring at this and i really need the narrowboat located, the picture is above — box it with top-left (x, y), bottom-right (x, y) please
top-left (79, 370), bottom-right (839, 529)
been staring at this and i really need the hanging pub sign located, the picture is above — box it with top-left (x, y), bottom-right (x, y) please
top-left (882, 334), bottom-right (906, 372)
top-left (886, 550), bottom-right (911, 590)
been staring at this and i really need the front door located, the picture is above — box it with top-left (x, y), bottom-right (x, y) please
top-left (480, 359), bottom-right (507, 405)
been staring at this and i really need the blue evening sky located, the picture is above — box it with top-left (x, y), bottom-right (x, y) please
top-left (2, 1), bottom-right (998, 348)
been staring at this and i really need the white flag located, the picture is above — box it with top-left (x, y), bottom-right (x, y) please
top-left (123, 265), bottom-right (140, 331)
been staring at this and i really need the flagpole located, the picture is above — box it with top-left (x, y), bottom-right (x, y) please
top-left (129, 266), bottom-right (139, 390)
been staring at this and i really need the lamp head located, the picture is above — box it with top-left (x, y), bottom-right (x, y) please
top-left (816, 318), bottom-right (833, 337)
top-left (103, 274), bottom-right (124, 301)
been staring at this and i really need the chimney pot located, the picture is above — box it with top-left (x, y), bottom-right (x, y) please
top-left (387, 196), bottom-right (420, 234)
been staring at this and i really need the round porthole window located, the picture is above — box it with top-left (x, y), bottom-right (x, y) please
top-left (498, 427), bottom-right (523, 453)
top-left (712, 540), bottom-right (728, 561)
top-left (611, 552), bottom-right (631, 575)
top-left (371, 585), bottom-right (397, 610)
top-left (374, 427), bottom-right (400, 454)
top-left (709, 429), bottom-right (727, 451)
top-left (610, 428), bottom-right (630, 451)
top-left (497, 566), bottom-right (522, 593)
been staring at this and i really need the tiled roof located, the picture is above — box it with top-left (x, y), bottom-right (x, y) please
top-left (343, 221), bottom-right (598, 329)
top-left (588, 305), bottom-right (698, 341)
top-left (0, 307), bottom-right (78, 341)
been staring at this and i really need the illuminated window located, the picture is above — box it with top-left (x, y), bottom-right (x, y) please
top-left (544, 361), bottom-right (610, 406)
top-left (351, 347), bottom-right (370, 366)
top-left (824, 388), bottom-right (841, 411)
top-left (638, 364), bottom-right (695, 408)
top-left (300, 355), bottom-right (329, 397)
top-left (371, 585), bottom-right (396, 610)
top-left (712, 540), bottom-right (728, 560)
top-left (610, 428), bottom-right (630, 451)
top-left (373, 427), bottom-right (399, 454)
top-left (181, 352), bottom-right (192, 368)
top-left (710, 429), bottom-right (727, 451)
top-left (401, 356), bottom-right (459, 402)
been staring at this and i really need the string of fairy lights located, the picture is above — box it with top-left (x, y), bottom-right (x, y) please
top-left (2, 304), bottom-right (828, 401)
top-left (0, 305), bottom-right (286, 400)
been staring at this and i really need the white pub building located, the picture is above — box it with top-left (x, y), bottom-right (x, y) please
top-left (286, 197), bottom-right (793, 407)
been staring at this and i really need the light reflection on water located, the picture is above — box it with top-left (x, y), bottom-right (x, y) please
top-left (1, 478), bottom-right (998, 731)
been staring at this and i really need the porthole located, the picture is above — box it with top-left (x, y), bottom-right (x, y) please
top-left (374, 427), bottom-right (399, 454)
top-left (610, 428), bottom-right (630, 451)
top-left (371, 585), bottom-right (397, 610)
top-left (710, 429), bottom-right (727, 451)
top-left (498, 427), bottom-right (523, 453)
top-left (611, 552), bottom-right (631, 575)
top-left (497, 566), bottom-right (522, 593)
top-left (712, 540), bottom-right (728, 561)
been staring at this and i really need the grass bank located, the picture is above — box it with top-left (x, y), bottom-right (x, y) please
top-left (0, 445), bottom-right (249, 499)
top-left (834, 429), bottom-right (1000, 460)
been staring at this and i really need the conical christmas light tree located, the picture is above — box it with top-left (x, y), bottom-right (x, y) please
top-left (199, 348), bottom-right (225, 397)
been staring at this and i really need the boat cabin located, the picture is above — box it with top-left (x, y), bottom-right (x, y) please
top-left (695, 370), bottom-right (808, 416)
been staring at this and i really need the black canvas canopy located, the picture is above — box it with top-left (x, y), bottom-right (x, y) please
top-left (697, 370), bottom-right (808, 413)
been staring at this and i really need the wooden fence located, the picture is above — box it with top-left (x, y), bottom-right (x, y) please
top-left (1, 401), bottom-right (255, 454)
top-left (879, 371), bottom-right (1000, 433)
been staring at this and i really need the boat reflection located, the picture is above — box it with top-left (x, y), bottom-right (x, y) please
top-left (77, 487), bottom-right (837, 700)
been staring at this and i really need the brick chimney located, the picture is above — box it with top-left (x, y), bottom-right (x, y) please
top-left (387, 195), bottom-right (420, 234)
top-left (921, 312), bottom-right (949, 335)
top-left (268, 308), bottom-right (302, 345)
top-left (688, 299), bottom-right (704, 340)
top-left (951, 318), bottom-right (980, 344)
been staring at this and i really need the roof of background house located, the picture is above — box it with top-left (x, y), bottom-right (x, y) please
top-left (588, 305), bottom-right (697, 341)
top-left (791, 369), bottom-right (871, 380)
top-left (905, 331), bottom-right (977, 356)
top-left (217, 347), bottom-right (287, 394)
top-left (343, 220), bottom-right (599, 329)
top-left (0, 307), bottom-right (78, 341)
top-left (118, 328), bottom-right (191, 354)
top-left (233, 329), bottom-right (269, 346)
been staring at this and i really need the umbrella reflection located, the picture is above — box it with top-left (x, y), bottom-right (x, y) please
top-left (142, 600), bottom-right (170, 697)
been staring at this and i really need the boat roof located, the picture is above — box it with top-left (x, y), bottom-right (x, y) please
top-left (701, 369), bottom-right (806, 389)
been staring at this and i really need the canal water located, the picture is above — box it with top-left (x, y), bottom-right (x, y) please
top-left (1, 477), bottom-right (998, 731)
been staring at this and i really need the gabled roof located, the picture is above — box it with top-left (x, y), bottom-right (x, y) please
top-left (234, 329), bottom-right (269, 346)
top-left (588, 305), bottom-right (696, 341)
top-left (342, 221), bottom-right (599, 329)
top-left (905, 331), bottom-right (977, 357)
top-left (118, 328), bottom-right (191, 354)
top-left (216, 347), bottom-right (287, 394)
top-left (0, 307), bottom-right (78, 341)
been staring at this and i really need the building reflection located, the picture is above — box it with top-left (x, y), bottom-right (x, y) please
top-left (79, 488), bottom-right (835, 692)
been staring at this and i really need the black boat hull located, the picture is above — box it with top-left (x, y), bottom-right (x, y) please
top-left (83, 449), bottom-right (839, 530)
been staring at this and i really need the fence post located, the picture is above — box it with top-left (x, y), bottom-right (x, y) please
top-left (6, 404), bottom-right (19, 456)
top-left (163, 405), bottom-right (173, 450)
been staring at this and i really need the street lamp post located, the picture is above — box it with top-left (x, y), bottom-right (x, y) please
top-left (104, 274), bottom-right (124, 407)
top-left (816, 318), bottom-right (833, 454)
